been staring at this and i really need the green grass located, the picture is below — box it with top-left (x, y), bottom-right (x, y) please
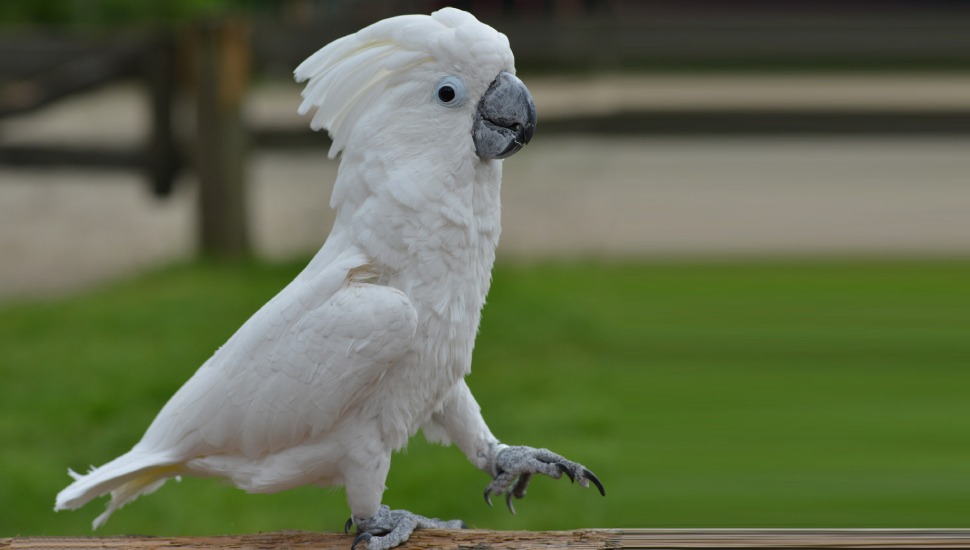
top-left (2, 259), bottom-right (970, 536)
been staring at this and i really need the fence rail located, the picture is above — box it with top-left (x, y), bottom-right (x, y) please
top-left (0, 32), bottom-right (181, 197)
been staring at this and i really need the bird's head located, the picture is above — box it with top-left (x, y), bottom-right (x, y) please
top-left (295, 8), bottom-right (536, 162)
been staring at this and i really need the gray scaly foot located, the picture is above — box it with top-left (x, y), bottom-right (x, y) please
top-left (347, 504), bottom-right (466, 550)
top-left (484, 445), bottom-right (605, 514)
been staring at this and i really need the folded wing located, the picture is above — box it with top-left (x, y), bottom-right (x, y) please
top-left (56, 253), bottom-right (417, 527)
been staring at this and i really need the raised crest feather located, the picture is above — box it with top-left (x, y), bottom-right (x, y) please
top-left (294, 8), bottom-right (511, 158)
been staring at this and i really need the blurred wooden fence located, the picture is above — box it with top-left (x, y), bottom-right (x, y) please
top-left (0, 32), bottom-right (178, 197)
top-left (0, 21), bottom-right (248, 258)
top-left (4, 529), bottom-right (970, 550)
top-left (1, 1), bottom-right (968, 257)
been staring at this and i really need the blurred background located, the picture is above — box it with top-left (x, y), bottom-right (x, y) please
top-left (2, 0), bottom-right (970, 538)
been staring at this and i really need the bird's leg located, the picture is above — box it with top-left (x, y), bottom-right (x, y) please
top-left (484, 445), bottom-right (605, 513)
top-left (342, 445), bottom-right (465, 550)
top-left (422, 382), bottom-right (605, 514)
top-left (347, 505), bottom-right (466, 550)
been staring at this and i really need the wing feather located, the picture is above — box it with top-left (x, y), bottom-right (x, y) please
top-left (134, 253), bottom-right (417, 462)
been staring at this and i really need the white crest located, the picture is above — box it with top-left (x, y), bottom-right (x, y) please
top-left (294, 8), bottom-right (512, 158)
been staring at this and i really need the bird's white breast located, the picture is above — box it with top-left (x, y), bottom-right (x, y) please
top-left (330, 148), bottom-right (503, 449)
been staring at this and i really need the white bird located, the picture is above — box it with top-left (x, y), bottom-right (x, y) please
top-left (55, 8), bottom-right (603, 549)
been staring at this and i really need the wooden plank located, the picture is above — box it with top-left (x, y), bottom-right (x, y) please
top-left (620, 530), bottom-right (970, 548)
top-left (0, 39), bottom-right (144, 118)
top-left (0, 144), bottom-right (142, 168)
top-left (4, 530), bottom-right (970, 550)
top-left (1, 529), bottom-right (617, 550)
top-left (536, 111), bottom-right (970, 136)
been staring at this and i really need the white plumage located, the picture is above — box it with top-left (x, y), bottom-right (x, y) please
top-left (56, 10), bottom-right (599, 546)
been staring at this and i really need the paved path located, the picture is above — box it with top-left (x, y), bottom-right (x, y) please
top-left (1, 76), bottom-right (969, 300)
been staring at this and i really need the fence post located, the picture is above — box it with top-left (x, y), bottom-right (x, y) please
top-left (144, 31), bottom-right (180, 198)
top-left (192, 18), bottom-right (251, 258)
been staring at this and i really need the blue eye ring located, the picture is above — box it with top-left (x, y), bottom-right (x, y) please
top-left (434, 76), bottom-right (467, 107)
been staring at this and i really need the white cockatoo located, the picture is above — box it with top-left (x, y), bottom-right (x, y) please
top-left (55, 8), bottom-right (603, 549)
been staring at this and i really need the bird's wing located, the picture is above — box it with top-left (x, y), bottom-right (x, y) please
top-left (135, 252), bottom-right (417, 461)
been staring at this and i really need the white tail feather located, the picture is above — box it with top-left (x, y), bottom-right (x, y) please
top-left (55, 451), bottom-right (181, 529)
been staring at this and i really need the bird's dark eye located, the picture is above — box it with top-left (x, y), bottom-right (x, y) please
top-left (434, 76), bottom-right (467, 107)
top-left (438, 86), bottom-right (456, 103)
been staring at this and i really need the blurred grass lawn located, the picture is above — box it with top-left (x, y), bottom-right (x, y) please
top-left (2, 259), bottom-right (969, 536)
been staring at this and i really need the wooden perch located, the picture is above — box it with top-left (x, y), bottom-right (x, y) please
top-left (4, 529), bottom-right (970, 550)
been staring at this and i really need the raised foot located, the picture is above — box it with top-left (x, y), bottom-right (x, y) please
top-left (484, 445), bottom-right (605, 514)
top-left (347, 505), bottom-right (466, 550)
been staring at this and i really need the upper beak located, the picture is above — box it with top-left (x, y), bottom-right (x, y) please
top-left (473, 71), bottom-right (537, 160)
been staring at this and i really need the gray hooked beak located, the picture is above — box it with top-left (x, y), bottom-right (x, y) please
top-left (473, 71), bottom-right (537, 160)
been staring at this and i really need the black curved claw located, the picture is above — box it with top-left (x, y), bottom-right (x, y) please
top-left (344, 517), bottom-right (354, 535)
top-left (484, 487), bottom-right (493, 507)
top-left (351, 531), bottom-right (372, 550)
top-left (584, 468), bottom-right (606, 496)
top-left (505, 490), bottom-right (517, 515)
top-left (556, 462), bottom-right (575, 483)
